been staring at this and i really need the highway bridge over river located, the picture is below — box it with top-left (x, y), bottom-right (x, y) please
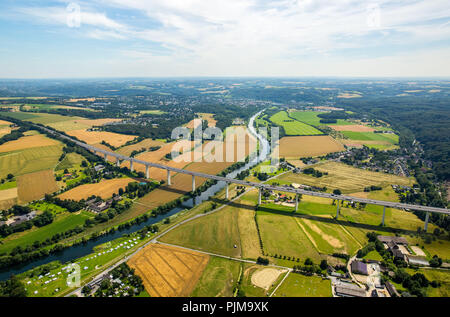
top-left (38, 126), bottom-right (449, 232)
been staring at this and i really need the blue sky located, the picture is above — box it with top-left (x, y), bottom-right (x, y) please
top-left (0, 0), bottom-right (449, 78)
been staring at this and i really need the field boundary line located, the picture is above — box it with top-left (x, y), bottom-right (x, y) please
top-left (269, 270), bottom-right (290, 297)
top-left (294, 217), bottom-right (322, 254)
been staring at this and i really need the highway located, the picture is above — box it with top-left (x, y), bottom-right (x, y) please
top-left (35, 123), bottom-right (449, 219)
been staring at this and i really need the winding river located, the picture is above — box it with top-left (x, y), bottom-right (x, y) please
top-left (0, 110), bottom-right (270, 280)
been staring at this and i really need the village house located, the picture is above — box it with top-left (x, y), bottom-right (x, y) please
top-left (351, 260), bottom-right (368, 276)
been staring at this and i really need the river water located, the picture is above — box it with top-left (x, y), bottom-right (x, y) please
top-left (0, 110), bottom-right (270, 280)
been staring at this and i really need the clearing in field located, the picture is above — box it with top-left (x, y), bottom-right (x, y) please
top-left (269, 111), bottom-right (323, 136)
top-left (67, 130), bottom-right (136, 147)
top-left (251, 268), bottom-right (286, 291)
top-left (58, 177), bottom-right (135, 201)
top-left (128, 243), bottom-right (209, 297)
top-left (272, 273), bottom-right (332, 297)
top-left (277, 161), bottom-right (414, 193)
top-left (17, 170), bottom-right (58, 204)
top-left (0, 134), bottom-right (59, 153)
top-left (278, 135), bottom-right (345, 158)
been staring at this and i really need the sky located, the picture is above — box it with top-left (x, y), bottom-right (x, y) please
top-left (0, 0), bottom-right (449, 78)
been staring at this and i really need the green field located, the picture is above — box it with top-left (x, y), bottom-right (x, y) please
top-left (341, 131), bottom-right (399, 144)
top-left (257, 210), bottom-right (322, 263)
top-left (363, 250), bottom-right (383, 261)
top-left (289, 111), bottom-right (351, 126)
top-left (0, 211), bottom-right (93, 254)
top-left (191, 257), bottom-right (241, 297)
top-left (139, 110), bottom-right (167, 115)
top-left (159, 205), bottom-right (242, 258)
top-left (269, 111), bottom-right (323, 136)
top-left (0, 144), bottom-right (64, 178)
top-left (0, 180), bottom-right (17, 190)
top-left (55, 153), bottom-right (85, 171)
top-left (272, 273), bottom-right (332, 297)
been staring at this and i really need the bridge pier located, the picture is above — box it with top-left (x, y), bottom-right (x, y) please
top-left (116, 157), bottom-right (120, 167)
top-left (258, 188), bottom-right (262, 205)
top-left (225, 183), bottom-right (229, 200)
top-left (192, 175), bottom-right (196, 192)
top-left (424, 212), bottom-right (430, 232)
top-left (129, 160), bottom-right (134, 172)
top-left (167, 170), bottom-right (171, 186)
top-left (295, 194), bottom-right (299, 212)
top-left (381, 206), bottom-right (386, 226)
top-left (145, 165), bottom-right (150, 179)
top-left (336, 200), bottom-right (340, 219)
top-left (104, 153), bottom-right (108, 161)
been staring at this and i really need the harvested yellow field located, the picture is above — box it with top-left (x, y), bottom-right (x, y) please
top-left (0, 134), bottom-right (59, 153)
top-left (330, 125), bottom-right (375, 132)
top-left (0, 127), bottom-right (11, 137)
top-left (66, 98), bottom-right (97, 102)
top-left (0, 120), bottom-right (12, 125)
top-left (185, 119), bottom-right (202, 129)
top-left (278, 161), bottom-right (414, 193)
top-left (67, 130), bottom-right (136, 147)
top-left (116, 138), bottom-right (165, 157)
top-left (58, 177), bottom-right (135, 201)
top-left (278, 135), bottom-right (344, 158)
top-left (337, 93), bottom-right (362, 98)
top-left (0, 187), bottom-right (18, 210)
top-left (128, 243), bottom-right (209, 297)
top-left (251, 268), bottom-right (286, 290)
top-left (17, 170), bottom-right (58, 203)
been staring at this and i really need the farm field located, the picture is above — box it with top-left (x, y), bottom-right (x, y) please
top-left (139, 110), bottom-right (167, 115)
top-left (256, 210), bottom-right (322, 263)
top-left (0, 187), bottom-right (18, 210)
top-left (197, 113), bottom-right (217, 127)
top-left (405, 269), bottom-right (450, 297)
top-left (47, 118), bottom-right (122, 132)
top-left (275, 161), bottom-right (414, 193)
top-left (269, 111), bottom-right (323, 136)
top-left (278, 135), bottom-right (345, 158)
top-left (0, 134), bottom-right (60, 153)
top-left (272, 273), bottom-right (332, 297)
top-left (341, 131), bottom-right (399, 144)
top-left (330, 125), bottom-right (376, 132)
top-left (0, 211), bottom-right (92, 254)
top-left (58, 177), bottom-right (135, 201)
top-left (238, 207), bottom-right (262, 260)
top-left (289, 111), bottom-right (351, 126)
top-left (191, 256), bottom-right (241, 297)
top-left (241, 265), bottom-right (287, 297)
top-left (0, 144), bottom-right (63, 179)
top-left (66, 130), bottom-right (136, 147)
top-left (116, 138), bottom-right (165, 157)
top-left (55, 153), bottom-right (85, 171)
top-left (128, 244), bottom-right (209, 297)
top-left (159, 204), bottom-right (242, 258)
top-left (17, 170), bottom-right (58, 204)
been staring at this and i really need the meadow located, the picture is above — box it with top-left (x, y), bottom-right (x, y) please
top-left (289, 111), bottom-right (351, 126)
top-left (272, 273), bottom-right (332, 297)
top-left (341, 131), bottom-right (399, 144)
top-left (66, 130), bottom-right (137, 147)
top-left (191, 256), bottom-right (241, 297)
top-left (269, 111), bottom-right (323, 136)
top-left (0, 211), bottom-right (92, 254)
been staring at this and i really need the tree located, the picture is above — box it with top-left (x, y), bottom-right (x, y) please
top-left (0, 275), bottom-right (27, 297)
top-left (333, 189), bottom-right (342, 195)
top-left (304, 258), bottom-right (313, 266)
top-left (6, 174), bottom-right (14, 180)
top-left (320, 259), bottom-right (328, 270)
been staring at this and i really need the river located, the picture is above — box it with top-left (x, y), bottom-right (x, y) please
top-left (0, 110), bottom-right (270, 281)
